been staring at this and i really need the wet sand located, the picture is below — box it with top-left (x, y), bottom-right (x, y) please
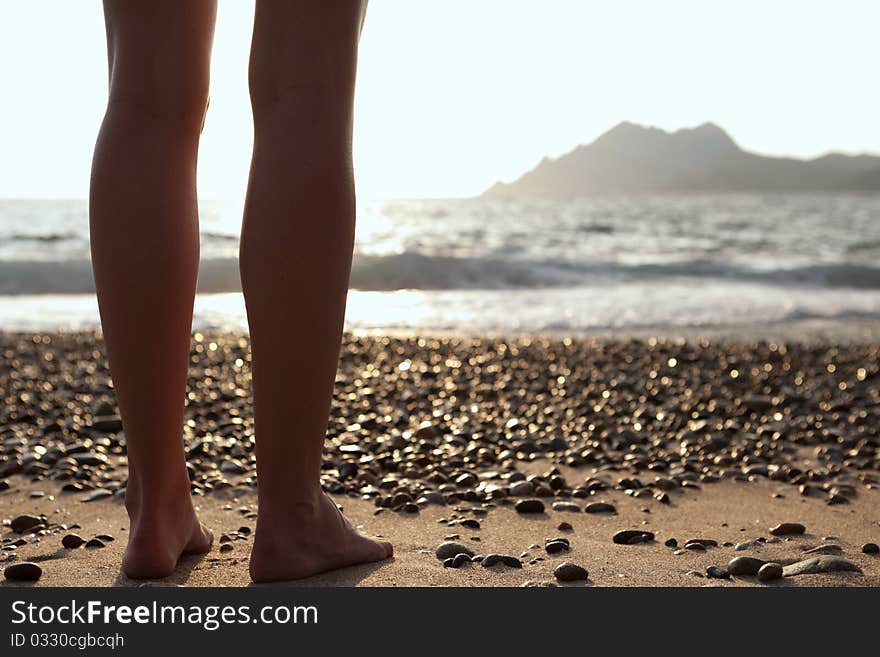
top-left (1, 330), bottom-right (879, 586)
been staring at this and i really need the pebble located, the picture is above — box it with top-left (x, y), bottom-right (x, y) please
top-left (481, 554), bottom-right (522, 568)
top-left (10, 515), bottom-right (44, 533)
top-left (685, 539), bottom-right (718, 549)
top-left (0, 480), bottom-right (10, 491)
top-left (862, 543), bottom-right (879, 555)
top-left (802, 544), bottom-right (842, 555)
top-left (727, 556), bottom-right (766, 576)
top-left (80, 489), bottom-right (113, 503)
top-left (545, 540), bottom-right (570, 555)
top-left (554, 562), bottom-right (589, 582)
top-left (220, 543), bottom-right (234, 553)
top-left (782, 556), bottom-right (862, 577)
top-left (61, 534), bottom-right (85, 549)
top-left (435, 541), bottom-right (475, 560)
top-left (705, 565), bottom-right (730, 580)
top-left (664, 538), bottom-right (678, 548)
top-left (584, 502), bottom-right (616, 514)
top-left (769, 522), bottom-right (806, 536)
top-left (757, 562), bottom-right (783, 582)
top-left (557, 522), bottom-right (573, 532)
top-left (4, 561), bottom-right (42, 582)
top-left (551, 501), bottom-right (581, 513)
top-left (84, 538), bottom-right (106, 549)
top-left (514, 499), bottom-right (545, 514)
top-left (522, 580), bottom-right (559, 587)
top-left (613, 530), bottom-right (654, 545)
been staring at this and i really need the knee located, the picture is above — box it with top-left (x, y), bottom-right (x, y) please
top-left (107, 79), bottom-right (210, 139)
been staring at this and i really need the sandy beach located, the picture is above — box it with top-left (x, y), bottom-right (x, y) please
top-left (2, 330), bottom-right (879, 587)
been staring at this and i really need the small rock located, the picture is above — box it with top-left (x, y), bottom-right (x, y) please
top-left (545, 540), bottom-right (570, 555)
top-left (757, 562), bottom-right (783, 582)
top-left (769, 522), bottom-right (805, 536)
top-left (554, 562), bottom-right (589, 582)
top-left (613, 529), bottom-right (654, 545)
top-left (515, 499), bottom-right (545, 514)
top-left (84, 538), bottom-right (106, 549)
top-left (80, 489), bottom-right (113, 503)
top-left (584, 502), bottom-right (616, 514)
top-left (706, 565), bottom-right (730, 580)
top-left (435, 541), bottom-right (475, 561)
top-left (11, 515), bottom-right (44, 533)
top-left (862, 543), bottom-right (879, 555)
top-left (220, 543), bottom-right (234, 553)
top-left (664, 538), bottom-right (678, 548)
top-left (727, 556), bottom-right (766, 576)
top-left (4, 562), bottom-right (42, 582)
top-left (802, 544), bottom-right (842, 555)
top-left (557, 522), bottom-right (573, 532)
top-left (61, 534), bottom-right (85, 549)
top-left (782, 556), bottom-right (862, 577)
top-left (551, 501), bottom-right (581, 513)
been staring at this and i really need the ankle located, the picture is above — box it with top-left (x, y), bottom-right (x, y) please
top-left (124, 470), bottom-right (194, 521)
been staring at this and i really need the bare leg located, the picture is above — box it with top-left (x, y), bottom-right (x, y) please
top-left (89, 0), bottom-right (215, 579)
top-left (242, 0), bottom-right (391, 582)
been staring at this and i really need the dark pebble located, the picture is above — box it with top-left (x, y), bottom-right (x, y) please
top-left (727, 556), bottom-right (766, 576)
top-left (706, 565), bottom-right (730, 580)
top-left (84, 538), bottom-right (106, 549)
top-left (757, 562), bottom-right (783, 582)
top-left (557, 522), bottom-right (573, 532)
top-left (219, 543), bottom-right (234, 553)
top-left (664, 538), bottom-right (678, 548)
top-left (862, 543), bottom-right (879, 555)
top-left (551, 501), bottom-right (581, 513)
top-left (769, 522), bottom-right (805, 536)
top-left (545, 540), bottom-right (570, 555)
top-left (554, 562), bottom-right (588, 582)
top-left (514, 499), bottom-right (545, 514)
top-left (459, 519), bottom-right (480, 529)
top-left (61, 534), bottom-right (85, 549)
top-left (10, 515), bottom-right (44, 534)
top-left (584, 502), bottom-right (616, 514)
top-left (4, 561), bottom-right (42, 582)
top-left (613, 530), bottom-right (654, 545)
top-left (435, 541), bottom-right (474, 560)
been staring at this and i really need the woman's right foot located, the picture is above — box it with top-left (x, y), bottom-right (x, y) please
top-left (249, 492), bottom-right (393, 583)
top-left (121, 478), bottom-right (213, 579)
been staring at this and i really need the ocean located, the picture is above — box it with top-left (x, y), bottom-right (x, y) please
top-left (1, 195), bottom-right (879, 333)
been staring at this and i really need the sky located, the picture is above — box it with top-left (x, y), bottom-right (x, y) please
top-left (1, 0), bottom-right (879, 200)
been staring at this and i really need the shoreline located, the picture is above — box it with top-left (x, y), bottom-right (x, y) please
top-left (2, 329), bottom-right (879, 586)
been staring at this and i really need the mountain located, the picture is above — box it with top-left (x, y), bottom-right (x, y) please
top-left (482, 122), bottom-right (880, 198)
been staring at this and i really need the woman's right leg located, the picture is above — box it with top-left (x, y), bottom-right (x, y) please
top-left (90, 0), bottom-right (216, 578)
top-left (241, 0), bottom-right (391, 582)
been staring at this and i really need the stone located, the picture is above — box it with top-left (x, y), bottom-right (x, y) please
top-left (862, 543), bottom-right (879, 555)
top-left (727, 556), bottom-right (766, 576)
top-left (10, 515), bottom-right (44, 533)
top-left (557, 522), bottom-right (573, 532)
top-left (705, 565), bottom-right (730, 579)
top-left (551, 501), bottom-right (581, 513)
top-left (802, 544), bottom-right (842, 555)
top-left (782, 556), bottom-right (862, 577)
top-left (80, 489), bottom-right (113, 503)
top-left (4, 561), bottom-right (42, 582)
top-left (554, 562), bottom-right (589, 582)
top-left (612, 530), bottom-right (654, 545)
top-left (84, 538), bottom-right (106, 549)
top-left (514, 499), bottom-right (545, 514)
top-left (435, 541), bottom-right (474, 561)
top-left (757, 562), bottom-right (783, 582)
top-left (584, 502), bottom-right (616, 514)
top-left (769, 522), bottom-right (805, 536)
top-left (61, 534), bottom-right (85, 549)
top-left (545, 540), bottom-right (570, 555)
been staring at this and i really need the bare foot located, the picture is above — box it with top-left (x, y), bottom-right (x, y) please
top-left (249, 492), bottom-right (393, 583)
top-left (122, 483), bottom-right (213, 579)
